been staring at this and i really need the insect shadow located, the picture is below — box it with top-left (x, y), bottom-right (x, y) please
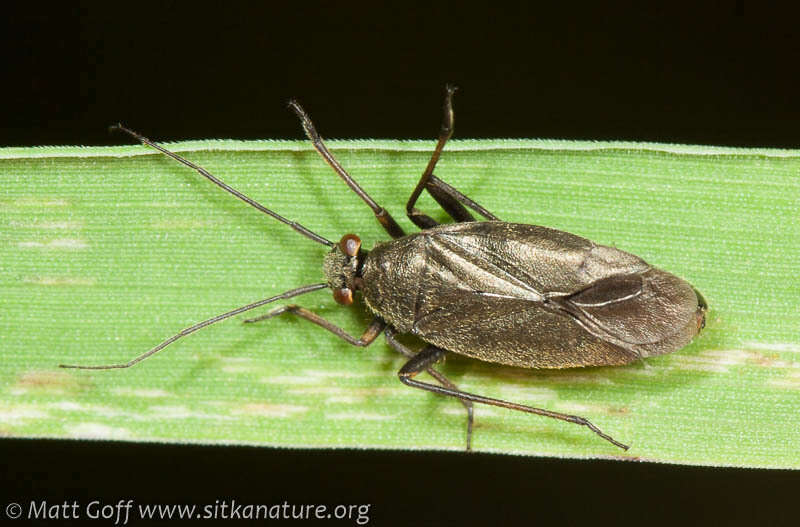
top-left (60, 86), bottom-right (707, 451)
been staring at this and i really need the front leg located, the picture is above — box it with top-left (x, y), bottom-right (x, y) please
top-left (289, 101), bottom-right (406, 239)
top-left (245, 306), bottom-right (385, 347)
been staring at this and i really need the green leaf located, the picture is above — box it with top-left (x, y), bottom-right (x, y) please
top-left (2, 139), bottom-right (798, 468)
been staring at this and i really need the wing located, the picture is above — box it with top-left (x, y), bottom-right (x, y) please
top-left (407, 222), bottom-right (703, 368)
top-left (555, 268), bottom-right (704, 358)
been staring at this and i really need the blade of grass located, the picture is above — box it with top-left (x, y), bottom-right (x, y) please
top-left (1, 139), bottom-right (798, 467)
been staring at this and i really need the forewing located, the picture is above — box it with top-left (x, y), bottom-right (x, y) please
top-left (407, 222), bottom-right (699, 366)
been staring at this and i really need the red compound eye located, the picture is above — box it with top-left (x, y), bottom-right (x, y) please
top-left (339, 234), bottom-right (361, 257)
top-left (333, 287), bottom-right (353, 305)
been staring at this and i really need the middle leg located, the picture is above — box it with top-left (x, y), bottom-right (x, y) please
top-left (406, 85), bottom-right (500, 229)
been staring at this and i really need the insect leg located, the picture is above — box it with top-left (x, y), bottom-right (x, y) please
top-left (383, 330), bottom-right (474, 450)
top-left (391, 332), bottom-right (629, 451)
top-left (288, 101), bottom-right (406, 239)
top-left (406, 86), bottom-right (500, 229)
top-left (245, 306), bottom-right (385, 347)
top-left (423, 175), bottom-right (500, 222)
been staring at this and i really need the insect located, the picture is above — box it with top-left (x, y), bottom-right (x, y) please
top-left (60, 86), bottom-right (707, 451)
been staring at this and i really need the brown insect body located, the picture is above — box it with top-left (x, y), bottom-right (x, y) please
top-left (333, 221), bottom-right (705, 369)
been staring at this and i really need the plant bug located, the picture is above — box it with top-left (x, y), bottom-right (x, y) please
top-left (60, 86), bottom-right (707, 451)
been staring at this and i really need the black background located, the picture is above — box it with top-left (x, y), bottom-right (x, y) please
top-left (3, 3), bottom-right (799, 525)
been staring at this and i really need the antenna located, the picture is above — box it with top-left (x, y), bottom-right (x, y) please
top-left (110, 124), bottom-right (334, 247)
top-left (59, 283), bottom-right (328, 369)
